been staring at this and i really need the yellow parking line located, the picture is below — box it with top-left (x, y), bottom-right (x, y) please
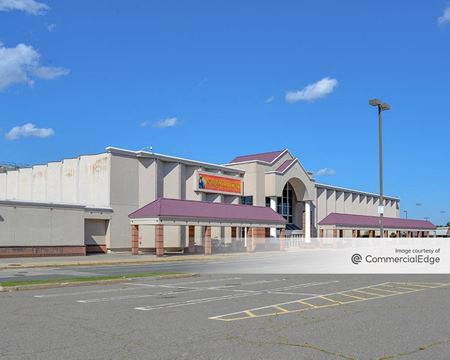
top-left (382, 284), bottom-right (421, 292)
top-left (297, 300), bottom-right (317, 308)
top-left (338, 292), bottom-right (367, 301)
top-left (319, 295), bottom-right (342, 304)
top-left (272, 305), bottom-right (289, 313)
top-left (370, 286), bottom-right (404, 294)
top-left (398, 282), bottom-right (449, 289)
top-left (209, 282), bottom-right (448, 321)
top-left (352, 289), bottom-right (384, 297)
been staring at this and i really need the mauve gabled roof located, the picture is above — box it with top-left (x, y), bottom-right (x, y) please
top-left (129, 198), bottom-right (287, 224)
top-left (229, 149), bottom-right (286, 164)
top-left (319, 213), bottom-right (435, 230)
top-left (276, 159), bottom-right (295, 173)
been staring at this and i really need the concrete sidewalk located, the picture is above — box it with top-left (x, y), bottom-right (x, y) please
top-left (0, 252), bottom-right (251, 270)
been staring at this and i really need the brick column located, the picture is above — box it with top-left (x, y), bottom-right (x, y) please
top-left (265, 228), bottom-right (271, 250)
top-left (352, 230), bottom-right (357, 238)
top-left (332, 229), bottom-right (338, 238)
top-left (246, 227), bottom-right (253, 252)
top-left (188, 225), bottom-right (195, 254)
top-left (204, 226), bottom-right (211, 256)
top-left (231, 227), bottom-right (237, 251)
top-left (396, 230), bottom-right (400, 238)
top-left (252, 227), bottom-right (265, 250)
top-left (279, 228), bottom-right (286, 251)
top-left (131, 225), bottom-right (139, 255)
top-left (155, 224), bottom-right (164, 257)
top-left (384, 230), bottom-right (389, 238)
top-left (368, 230), bottom-right (374, 238)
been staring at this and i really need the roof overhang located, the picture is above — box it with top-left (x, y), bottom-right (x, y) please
top-left (130, 217), bottom-right (286, 228)
top-left (129, 198), bottom-right (287, 228)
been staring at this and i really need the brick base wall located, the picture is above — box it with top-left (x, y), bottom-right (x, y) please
top-left (85, 244), bottom-right (107, 254)
top-left (0, 246), bottom-right (87, 258)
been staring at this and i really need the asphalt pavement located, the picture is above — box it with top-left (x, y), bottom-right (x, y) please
top-left (1, 273), bottom-right (450, 359)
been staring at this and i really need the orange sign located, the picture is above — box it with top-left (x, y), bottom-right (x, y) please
top-left (198, 172), bottom-right (242, 195)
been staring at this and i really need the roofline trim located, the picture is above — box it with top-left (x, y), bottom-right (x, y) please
top-left (316, 183), bottom-right (399, 201)
top-left (106, 146), bottom-right (244, 174)
top-left (0, 199), bottom-right (113, 211)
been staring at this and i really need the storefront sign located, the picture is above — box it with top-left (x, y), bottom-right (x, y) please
top-left (197, 172), bottom-right (242, 195)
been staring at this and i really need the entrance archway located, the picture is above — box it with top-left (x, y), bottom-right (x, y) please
top-left (276, 178), bottom-right (313, 242)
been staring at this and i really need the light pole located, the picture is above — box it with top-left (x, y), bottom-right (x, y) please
top-left (369, 99), bottom-right (391, 237)
top-left (404, 210), bottom-right (408, 219)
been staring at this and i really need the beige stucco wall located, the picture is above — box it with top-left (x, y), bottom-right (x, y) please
top-left (0, 147), bottom-right (403, 252)
top-left (0, 202), bottom-right (84, 247)
top-left (0, 154), bottom-right (110, 207)
top-left (109, 152), bottom-right (242, 250)
top-left (315, 185), bottom-right (400, 223)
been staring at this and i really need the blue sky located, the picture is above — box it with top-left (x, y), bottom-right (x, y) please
top-left (0, 0), bottom-right (449, 224)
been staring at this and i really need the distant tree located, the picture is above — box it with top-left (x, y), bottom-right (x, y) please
top-left (447, 221), bottom-right (450, 227)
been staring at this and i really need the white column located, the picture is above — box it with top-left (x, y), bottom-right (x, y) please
top-left (305, 201), bottom-right (311, 243)
top-left (270, 196), bottom-right (277, 238)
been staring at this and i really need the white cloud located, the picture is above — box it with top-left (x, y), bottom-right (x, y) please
top-left (5, 123), bottom-right (54, 140)
top-left (142, 117), bottom-right (178, 128)
top-left (47, 23), bottom-right (56, 32)
top-left (314, 168), bottom-right (336, 177)
top-left (286, 77), bottom-right (338, 103)
top-left (33, 66), bottom-right (69, 79)
top-left (265, 95), bottom-right (275, 104)
top-left (0, 43), bottom-right (68, 90)
top-left (0, 0), bottom-right (49, 15)
top-left (438, 6), bottom-right (450, 25)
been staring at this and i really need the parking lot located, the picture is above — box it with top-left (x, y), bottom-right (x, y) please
top-left (1, 273), bottom-right (450, 359)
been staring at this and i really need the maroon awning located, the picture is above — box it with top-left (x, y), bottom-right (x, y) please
top-left (129, 198), bottom-right (287, 225)
top-left (319, 213), bottom-right (435, 230)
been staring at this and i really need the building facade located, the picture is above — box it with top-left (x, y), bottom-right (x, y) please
top-left (0, 147), bottom-right (405, 257)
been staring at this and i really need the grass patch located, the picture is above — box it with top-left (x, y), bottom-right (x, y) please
top-left (0, 272), bottom-right (184, 287)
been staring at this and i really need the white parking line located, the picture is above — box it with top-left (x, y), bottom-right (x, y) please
top-left (71, 277), bottom-right (339, 310)
top-left (135, 292), bottom-right (260, 311)
top-left (77, 288), bottom-right (200, 303)
top-left (127, 277), bottom-right (242, 288)
top-left (34, 286), bottom-right (140, 298)
top-left (133, 280), bottom-right (339, 311)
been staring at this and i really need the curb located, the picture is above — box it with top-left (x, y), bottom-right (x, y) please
top-left (0, 253), bottom-right (253, 270)
top-left (0, 272), bottom-right (199, 292)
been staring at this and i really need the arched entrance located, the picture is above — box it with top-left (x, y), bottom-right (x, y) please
top-left (269, 178), bottom-right (313, 243)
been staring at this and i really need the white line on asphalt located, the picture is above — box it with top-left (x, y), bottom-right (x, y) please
top-left (34, 286), bottom-right (141, 298)
top-left (135, 292), bottom-right (260, 311)
top-left (75, 279), bottom-right (339, 305)
top-left (77, 289), bottom-right (200, 303)
top-left (133, 281), bottom-right (340, 311)
top-left (267, 291), bottom-right (320, 296)
top-left (127, 277), bottom-right (242, 287)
